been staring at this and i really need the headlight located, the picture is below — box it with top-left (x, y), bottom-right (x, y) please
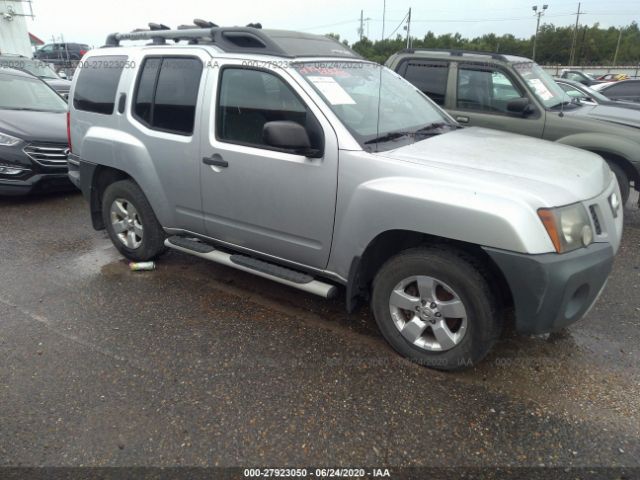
top-left (538, 203), bottom-right (593, 253)
top-left (0, 132), bottom-right (21, 147)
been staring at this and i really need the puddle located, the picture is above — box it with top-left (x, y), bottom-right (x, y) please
top-left (70, 241), bottom-right (124, 277)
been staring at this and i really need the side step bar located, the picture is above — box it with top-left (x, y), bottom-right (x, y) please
top-left (165, 236), bottom-right (337, 299)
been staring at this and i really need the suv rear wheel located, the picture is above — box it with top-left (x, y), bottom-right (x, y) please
top-left (371, 247), bottom-right (502, 370)
top-left (102, 180), bottom-right (167, 261)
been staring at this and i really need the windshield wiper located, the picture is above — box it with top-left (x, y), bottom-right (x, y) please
top-left (364, 131), bottom-right (413, 145)
top-left (413, 122), bottom-right (456, 136)
top-left (550, 101), bottom-right (574, 109)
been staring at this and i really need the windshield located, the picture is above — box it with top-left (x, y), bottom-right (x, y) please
top-left (0, 73), bottom-right (67, 112)
top-left (0, 59), bottom-right (59, 79)
top-left (295, 62), bottom-right (456, 151)
top-left (514, 62), bottom-right (570, 109)
top-left (21, 61), bottom-right (60, 79)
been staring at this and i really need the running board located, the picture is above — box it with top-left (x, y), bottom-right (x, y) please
top-left (165, 236), bottom-right (337, 299)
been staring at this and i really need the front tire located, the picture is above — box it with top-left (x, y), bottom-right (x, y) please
top-left (371, 247), bottom-right (502, 371)
top-left (102, 179), bottom-right (167, 262)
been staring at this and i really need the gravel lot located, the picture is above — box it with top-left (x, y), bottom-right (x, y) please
top-left (1, 191), bottom-right (639, 470)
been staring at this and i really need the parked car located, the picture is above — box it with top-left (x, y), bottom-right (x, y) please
top-left (68, 25), bottom-right (622, 370)
top-left (0, 68), bottom-right (71, 195)
top-left (559, 69), bottom-right (604, 86)
top-left (555, 78), bottom-right (640, 111)
top-left (596, 73), bottom-right (630, 82)
top-left (386, 49), bottom-right (640, 204)
top-left (33, 43), bottom-right (90, 64)
top-left (0, 54), bottom-right (71, 98)
top-left (592, 79), bottom-right (640, 104)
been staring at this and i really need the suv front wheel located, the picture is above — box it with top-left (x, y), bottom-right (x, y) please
top-left (102, 179), bottom-right (167, 261)
top-left (371, 247), bottom-right (502, 370)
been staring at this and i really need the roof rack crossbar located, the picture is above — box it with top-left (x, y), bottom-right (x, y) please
top-left (401, 47), bottom-right (509, 62)
top-left (104, 26), bottom-right (290, 56)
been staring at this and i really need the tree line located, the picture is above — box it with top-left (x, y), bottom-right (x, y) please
top-left (328, 22), bottom-right (640, 66)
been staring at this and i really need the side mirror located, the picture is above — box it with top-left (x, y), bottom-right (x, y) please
top-left (507, 97), bottom-right (534, 116)
top-left (263, 121), bottom-right (321, 157)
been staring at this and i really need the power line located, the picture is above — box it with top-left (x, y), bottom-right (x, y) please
top-left (371, 13), bottom-right (576, 23)
top-left (299, 19), bottom-right (359, 31)
top-left (385, 10), bottom-right (410, 40)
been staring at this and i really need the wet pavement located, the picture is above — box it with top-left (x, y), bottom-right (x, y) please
top-left (0, 191), bottom-right (639, 469)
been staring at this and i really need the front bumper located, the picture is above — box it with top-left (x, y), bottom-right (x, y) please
top-left (1, 141), bottom-right (73, 196)
top-left (484, 243), bottom-right (614, 334)
top-left (0, 172), bottom-right (73, 196)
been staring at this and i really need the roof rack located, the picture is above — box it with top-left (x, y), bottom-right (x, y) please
top-left (400, 48), bottom-right (509, 62)
top-left (104, 21), bottom-right (361, 59)
top-left (105, 22), bottom-right (286, 54)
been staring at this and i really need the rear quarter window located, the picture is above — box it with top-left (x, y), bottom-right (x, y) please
top-left (73, 55), bottom-right (128, 114)
top-left (400, 60), bottom-right (449, 106)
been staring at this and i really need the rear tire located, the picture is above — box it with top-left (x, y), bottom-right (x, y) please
top-left (371, 247), bottom-right (502, 371)
top-left (607, 162), bottom-right (630, 206)
top-left (102, 180), bottom-right (167, 262)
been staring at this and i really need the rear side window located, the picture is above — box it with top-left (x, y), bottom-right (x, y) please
top-left (133, 58), bottom-right (161, 124)
top-left (401, 60), bottom-right (449, 106)
top-left (73, 56), bottom-right (127, 114)
top-left (132, 57), bottom-right (203, 135)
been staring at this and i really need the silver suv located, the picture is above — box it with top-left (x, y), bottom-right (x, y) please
top-left (68, 24), bottom-right (623, 370)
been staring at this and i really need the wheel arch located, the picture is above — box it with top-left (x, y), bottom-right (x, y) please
top-left (345, 229), bottom-right (513, 314)
top-left (87, 165), bottom-right (133, 230)
top-left (588, 149), bottom-right (639, 190)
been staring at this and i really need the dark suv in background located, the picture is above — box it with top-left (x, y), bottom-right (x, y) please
top-left (34, 43), bottom-right (90, 63)
top-left (0, 68), bottom-right (71, 195)
top-left (0, 55), bottom-right (72, 98)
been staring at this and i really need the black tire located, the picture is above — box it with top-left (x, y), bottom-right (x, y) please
top-left (607, 162), bottom-right (630, 206)
top-left (102, 179), bottom-right (167, 262)
top-left (371, 247), bottom-right (502, 371)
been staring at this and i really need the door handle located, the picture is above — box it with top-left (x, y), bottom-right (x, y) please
top-left (117, 93), bottom-right (126, 114)
top-left (456, 116), bottom-right (470, 124)
top-left (202, 154), bottom-right (228, 168)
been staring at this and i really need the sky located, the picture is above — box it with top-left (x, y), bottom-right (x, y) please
top-left (20, 0), bottom-right (640, 48)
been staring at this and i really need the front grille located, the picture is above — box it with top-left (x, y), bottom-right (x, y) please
top-left (589, 205), bottom-right (602, 235)
top-left (23, 144), bottom-right (69, 167)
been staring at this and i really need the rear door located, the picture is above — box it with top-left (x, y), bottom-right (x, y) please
top-left (447, 63), bottom-right (545, 137)
top-left (199, 61), bottom-right (339, 269)
top-left (123, 51), bottom-right (210, 233)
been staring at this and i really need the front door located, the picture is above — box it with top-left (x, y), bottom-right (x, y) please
top-left (448, 63), bottom-right (545, 138)
top-left (200, 62), bottom-right (339, 269)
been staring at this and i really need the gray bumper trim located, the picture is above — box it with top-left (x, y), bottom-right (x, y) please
top-left (484, 243), bottom-right (614, 334)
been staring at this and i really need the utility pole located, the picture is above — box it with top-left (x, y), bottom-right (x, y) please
top-left (531, 4), bottom-right (548, 62)
top-left (358, 10), bottom-right (364, 41)
top-left (381, 0), bottom-right (386, 41)
top-left (405, 8), bottom-right (412, 49)
top-left (613, 27), bottom-right (623, 65)
top-left (569, 2), bottom-right (582, 66)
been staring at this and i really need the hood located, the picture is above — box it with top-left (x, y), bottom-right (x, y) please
top-left (0, 110), bottom-right (67, 143)
top-left (572, 103), bottom-right (640, 128)
top-left (601, 100), bottom-right (640, 112)
top-left (43, 78), bottom-right (72, 92)
top-left (377, 127), bottom-right (610, 206)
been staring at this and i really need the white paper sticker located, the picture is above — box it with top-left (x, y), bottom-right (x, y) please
top-left (307, 76), bottom-right (356, 105)
top-left (528, 78), bottom-right (554, 101)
